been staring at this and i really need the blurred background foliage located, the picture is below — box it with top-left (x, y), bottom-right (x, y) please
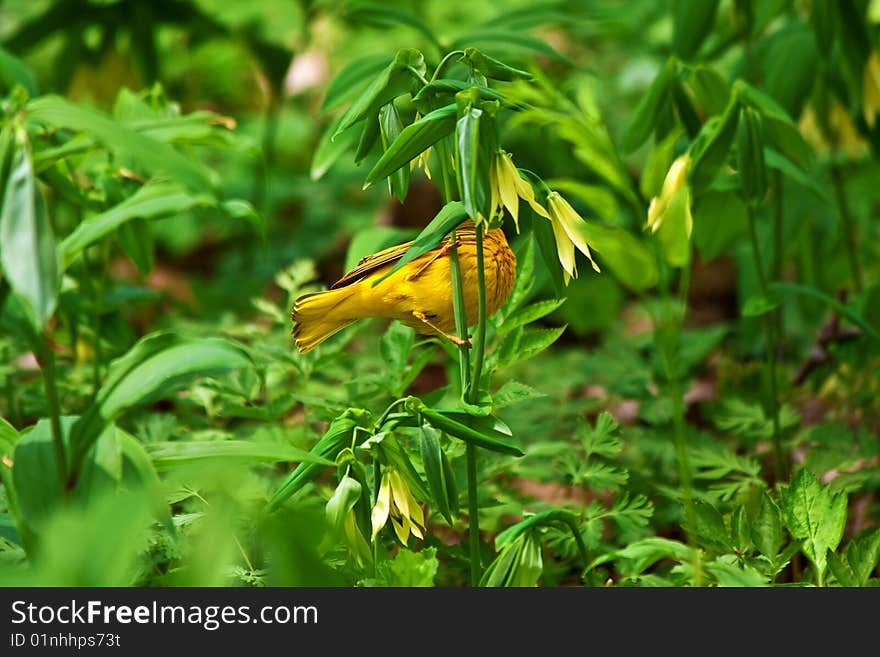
top-left (0, 0), bottom-right (879, 587)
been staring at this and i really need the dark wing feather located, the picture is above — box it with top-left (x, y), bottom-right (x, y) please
top-left (329, 223), bottom-right (479, 290)
top-left (330, 241), bottom-right (415, 289)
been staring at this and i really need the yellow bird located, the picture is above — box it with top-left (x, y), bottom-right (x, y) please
top-left (292, 221), bottom-right (516, 353)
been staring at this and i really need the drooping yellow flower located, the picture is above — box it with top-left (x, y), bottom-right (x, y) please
top-left (492, 151), bottom-right (550, 231)
top-left (864, 50), bottom-right (880, 130)
top-left (545, 191), bottom-right (600, 284)
top-left (646, 154), bottom-right (691, 234)
top-left (371, 468), bottom-right (425, 545)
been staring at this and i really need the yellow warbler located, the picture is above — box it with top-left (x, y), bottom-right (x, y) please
top-left (292, 221), bottom-right (516, 353)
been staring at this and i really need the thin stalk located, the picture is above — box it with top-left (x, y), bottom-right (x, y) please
top-left (465, 443), bottom-right (480, 585)
top-left (469, 228), bottom-right (488, 400)
top-left (773, 171), bottom-right (784, 340)
top-left (830, 164), bottom-right (863, 292)
top-left (747, 205), bottom-right (786, 482)
top-left (38, 341), bottom-right (67, 494)
top-left (431, 50), bottom-right (465, 81)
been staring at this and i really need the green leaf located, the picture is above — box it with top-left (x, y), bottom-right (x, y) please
top-left (586, 537), bottom-right (692, 576)
top-left (499, 298), bottom-right (567, 333)
top-left (26, 95), bottom-right (214, 192)
top-left (455, 104), bottom-right (488, 221)
top-left (0, 46), bottom-right (38, 97)
top-left (734, 80), bottom-right (812, 169)
top-left (764, 149), bottom-right (830, 203)
top-left (268, 409), bottom-right (373, 510)
top-left (11, 418), bottom-right (71, 532)
top-left (380, 322), bottom-right (415, 378)
top-left (707, 560), bottom-right (769, 587)
top-left (325, 474), bottom-right (362, 535)
top-left (419, 425), bottom-right (456, 524)
top-left (575, 220), bottom-right (659, 292)
top-left (333, 48), bottom-right (424, 138)
top-left (692, 189), bottom-right (748, 260)
top-left (500, 325), bottom-right (567, 367)
top-left (58, 182), bottom-right (214, 269)
top-left (688, 501), bottom-right (731, 551)
top-left (452, 30), bottom-right (568, 62)
top-left (368, 546), bottom-right (439, 587)
top-left (621, 58), bottom-right (677, 153)
top-left (347, 4), bottom-right (440, 49)
top-left (768, 282), bottom-right (880, 342)
top-left (737, 107), bottom-right (767, 203)
top-left (742, 293), bottom-right (781, 317)
top-left (762, 22), bottom-right (818, 119)
top-left (310, 115), bottom-right (361, 181)
top-left (461, 47), bottom-right (532, 81)
top-left (372, 200), bottom-right (468, 284)
top-left (321, 53), bottom-right (391, 112)
top-left (751, 491), bottom-right (785, 561)
top-left (686, 65), bottom-right (730, 116)
top-left (116, 217), bottom-right (154, 274)
top-left (414, 403), bottom-right (523, 457)
top-left (826, 549), bottom-right (858, 587)
top-left (0, 139), bottom-right (59, 330)
top-left (689, 96), bottom-right (740, 192)
top-left (780, 468), bottom-right (848, 583)
top-left (364, 104), bottom-right (456, 188)
top-left (840, 529), bottom-right (880, 586)
top-left (379, 101), bottom-right (412, 202)
top-left (673, 0), bottom-right (719, 59)
top-left (68, 332), bottom-right (252, 474)
top-left (492, 381), bottom-right (545, 409)
top-left (145, 440), bottom-right (332, 471)
top-left (354, 113), bottom-right (381, 165)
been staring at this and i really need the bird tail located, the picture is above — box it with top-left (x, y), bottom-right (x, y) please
top-left (291, 287), bottom-right (358, 353)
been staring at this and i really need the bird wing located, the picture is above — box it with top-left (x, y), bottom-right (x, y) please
top-left (329, 224), bottom-right (478, 290)
top-left (329, 240), bottom-right (415, 289)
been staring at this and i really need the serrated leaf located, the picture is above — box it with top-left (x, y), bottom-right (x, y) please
top-left (492, 380), bottom-right (545, 409)
top-left (780, 468), bottom-right (848, 583)
top-left (707, 560), bottom-right (769, 587)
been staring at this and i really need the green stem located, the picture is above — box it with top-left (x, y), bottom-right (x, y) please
top-left (470, 228), bottom-right (487, 400)
top-left (747, 204), bottom-right (786, 482)
top-left (465, 443), bottom-right (480, 585)
top-left (431, 50), bottom-right (465, 81)
top-left (773, 171), bottom-right (784, 340)
top-left (830, 164), bottom-right (863, 293)
top-left (38, 341), bottom-right (67, 494)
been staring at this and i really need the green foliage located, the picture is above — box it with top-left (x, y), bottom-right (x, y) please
top-left (1, 0), bottom-right (878, 590)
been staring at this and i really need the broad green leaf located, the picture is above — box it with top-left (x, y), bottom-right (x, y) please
top-left (737, 107), bottom-right (767, 203)
top-left (322, 53), bottom-right (391, 112)
top-left (689, 97), bottom-right (739, 192)
top-left (372, 200), bottom-right (468, 284)
top-left (26, 95), bottom-right (214, 192)
top-left (764, 149), bottom-right (830, 203)
top-left (354, 113), bottom-right (381, 164)
top-left (0, 140), bottom-right (59, 330)
top-left (826, 550), bottom-right (858, 587)
top-left (379, 101), bottom-right (411, 202)
top-left (59, 181), bottom-right (214, 269)
top-left (412, 402), bottom-right (523, 456)
top-left (364, 104), bottom-right (456, 187)
top-left (310, 114), bottom-right (361, 181)
top-left (452, 30), bottom-right (568, 62)
top-left (412, 79), bottom-right (505, 112)
top-left (780, 468), bottom-right (848, 583)
top-left (586, 537), bottom-right (692, 576)
top-left (419, 425), bottom-right (455, 524)
top-left (368, 546), bottom-right (439, 587)
top-left (687, 501), bottom-right (731, 551)
top-left (734, 80), bottom-right (812, 169)
top-left (325, 474), bottom-right (362, 535)
top-left (575, 220), bottom-right (659, 292)
top-left (621, 58), bottom-right (677, 153)
top-left (333, 48), bottom-right (424, 138)
top-left (687, 65), bottom-right (730, 116)
top-left (763, 22), bottom-right (818, 119)
top-left (673, 0), bottom-right (719, 59)
top-left (68, 332), bottom-right (252, 473)
top-left (461, 47), bottom-right (532, 81)
top-left (0, 46), bottom-right (38, 97)
top-left (500, 325), bottom-right (567, 367)
top-left (751, 491), bottom-right (785, 561)
top-left (380, 322), bottom-right (415, 378)
top-left (692, 189), bottom-right (748, 260)
top-left (347, 3), bottom-right (440, 48)
top-left (116, 217), bottom-right (154, 274)
top-left (838, 529), bottom-right (880, 586)
top-left (455, 105), bottom-right (487, 221)
top-left (707, 560), bottom-right (769, 587)
top-left (145, 440), bottom-right (332, 471)
top-left (268, 409), bottom-right (373, 510)
top-left (499, 298), bottom-right (567, 333)
top-left (11, 417), bottom-right (73, 531)
top-left (742, 293), bottom-right (781, 317)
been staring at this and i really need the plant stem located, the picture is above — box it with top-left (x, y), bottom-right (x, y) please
top-left (470, 228), bottom-right (488, 400)
top-left (38, 340), bottom-right (67, 494)
top-left (431, 50), bottom-right (465, 81)
top-left (746, 204), bottom-right (786, 482)
top-left (830, 164), bottom-right (863, 293)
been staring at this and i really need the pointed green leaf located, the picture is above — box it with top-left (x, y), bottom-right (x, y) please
top-left (621, 58), bottom-right (678, 153)
top-left (673, 0), bottom-right (720, 59)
